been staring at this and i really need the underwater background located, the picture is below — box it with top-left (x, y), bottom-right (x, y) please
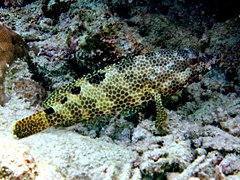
top-left (0, 0), bottom-right (240, 179)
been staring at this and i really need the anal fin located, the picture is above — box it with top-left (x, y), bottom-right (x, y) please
top-left (154, 93), bottom-right (169, 135)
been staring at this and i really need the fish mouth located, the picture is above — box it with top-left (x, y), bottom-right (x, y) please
top-left (13, 111), bottom-right (51, 138)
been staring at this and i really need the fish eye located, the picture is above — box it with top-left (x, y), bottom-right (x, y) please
top-left (71, 86), bottom-right (81, 94)
top-left (44, 107), bottom-right (55, 115)
top-left (186, 57), bottom-right (199, 67)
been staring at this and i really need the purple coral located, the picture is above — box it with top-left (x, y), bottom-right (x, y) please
top-left (4, 0), bottom-right (13, 6)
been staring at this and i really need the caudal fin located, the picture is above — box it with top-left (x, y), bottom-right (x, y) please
top-left (13, 111), bottom-right (51, 138)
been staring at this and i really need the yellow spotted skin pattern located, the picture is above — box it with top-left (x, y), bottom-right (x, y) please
top-left (13, 49), bottom-right (212, 138)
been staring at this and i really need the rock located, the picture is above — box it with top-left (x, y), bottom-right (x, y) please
top-left (0, 23), bottom-right (28, 105)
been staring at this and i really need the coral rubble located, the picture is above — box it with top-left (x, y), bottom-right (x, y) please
top-left (0, 139), bottom-right (38, 179)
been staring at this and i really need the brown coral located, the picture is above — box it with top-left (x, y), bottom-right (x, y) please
top-left (0, 23), bottom-right (28, 105)
top-left (14, 79), bottom-right (46, 106)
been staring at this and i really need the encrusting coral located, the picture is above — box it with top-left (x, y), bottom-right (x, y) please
top-left (0, 23), bottom-right (28, 105)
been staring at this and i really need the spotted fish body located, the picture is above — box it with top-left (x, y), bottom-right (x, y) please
top-left (13, 49), bottom-right (212, 138)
